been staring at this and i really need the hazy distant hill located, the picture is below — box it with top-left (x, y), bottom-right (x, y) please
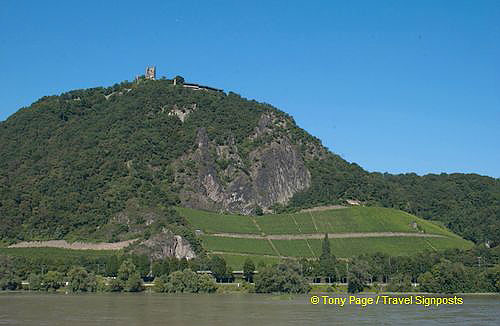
top-left (0, 77), bottom-right (498, 247)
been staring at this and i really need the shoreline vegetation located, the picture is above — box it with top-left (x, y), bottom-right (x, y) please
top-left (1, 289), bottom-right (499, 296)
top-left (1, 282), bottom-right (500, 296)
top-left (1, 235), bottom-right (498, 295)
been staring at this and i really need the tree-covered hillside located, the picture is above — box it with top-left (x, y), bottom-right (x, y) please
top-left (0, 78), bottom-right (275, 243)
top-left (0, 78), bottom-right (498, 246)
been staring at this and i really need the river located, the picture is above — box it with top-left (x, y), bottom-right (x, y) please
top-left (0, 293), bottom-right (498, 325)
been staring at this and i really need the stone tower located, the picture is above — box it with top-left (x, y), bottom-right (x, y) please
top-left (145, 66), bottom-right (156, 80)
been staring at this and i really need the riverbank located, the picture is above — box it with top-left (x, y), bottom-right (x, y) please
top-left (1, 288), bottom-right (499, 295)
top-left (2, 283), bottom-right (498, 296)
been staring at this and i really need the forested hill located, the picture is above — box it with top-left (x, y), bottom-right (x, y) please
top-left (0, 77), bottom-right (498, 247)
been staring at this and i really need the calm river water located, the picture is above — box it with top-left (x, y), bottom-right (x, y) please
top-left (0, 293), bottom-right (499, 325)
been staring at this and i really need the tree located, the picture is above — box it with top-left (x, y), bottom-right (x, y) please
top-left (68, 267), bottom-right (97, 292)
top-left (152, 260), bottom-right (172, 277)
top-left (182, 269), bottom-right (201, 292)
top-left (418, 260), bottom-right (470, 293)
top-left (319, 257), bottom-right (337, 282)
top-left (197, 274), bottom-right (217, 293)
top-left (0, 275), bottom-right (21, 291)
top-left (153, 274), bottom-right (168, 293)
top-left (105, 255), bottom-right (119, 277)
top-left (299, 258), bottom-right (319, 278)
top-left (118, 259), bottom-right (137, 283)
top-left (209, 256), bottom-right (228, 282)
top-left (95, 275), bottom-right (108, 292)
top-left (124, 272), bottom-right (144, 292)
top-left (115, 259), bottom-right (144, 292)
top-left (68, 267), bottom-right (88, 292)
top-left (27, 273), bottom-right (42, 291)
top-left (254, 261), bottom-right (310, 293)
top-left (165, 270), bottom-right (186, 293)
top-left (0, 255), bottom-right (19, 290)
top-left (109, 278), bottom-right (123, 292)
top-left (243, 258), bottom-right (255, 282)
top-left (156, 269), bottom-right (217, 293)
top-left (320, 233), bottom-right (331, 260)
top-left (386, 274), bottom-right (412, 292)
top-left (347, 260), bottom-right (371, 294)
top-left (482, 266), bottom-right (500, 293)
top-left (131, 254), bottom-right (150, 278)
top-left (42, 271), bottom-right (63, 292)
top-left (318, 233), bottom-right (337, 281)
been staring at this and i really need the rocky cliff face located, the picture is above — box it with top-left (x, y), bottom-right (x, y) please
top-left (173, 112), bottom-right (311, 214)
top-left (132, 229), bottom-right (196, 260)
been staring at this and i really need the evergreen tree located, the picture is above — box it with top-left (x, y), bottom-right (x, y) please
top-left (320, 233), bottom-right (331, 260)
top-left (319, 233), bottom-right (337, 281)
top-left (243, 258), bottom-right (255, 282)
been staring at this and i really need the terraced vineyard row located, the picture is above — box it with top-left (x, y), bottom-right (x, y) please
top-left (178, 206), bottom-right (458, 237)
top-left (178, 206), bottom-right (474, 268)
top-left (200, 235), bottom-right (472, 258)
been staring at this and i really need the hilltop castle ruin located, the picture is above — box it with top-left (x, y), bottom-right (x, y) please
top-left (145, 66), bottom-right (156, 80)
top-left (139, 66), bottom-right (223, 93)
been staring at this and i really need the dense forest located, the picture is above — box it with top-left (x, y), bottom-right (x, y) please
top-left (0, 78), bottom-right (498, 248)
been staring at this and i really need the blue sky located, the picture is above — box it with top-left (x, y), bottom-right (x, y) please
top-left (1, 1), bottom-right (499, 177)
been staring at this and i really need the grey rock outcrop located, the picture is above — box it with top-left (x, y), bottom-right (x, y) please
top-left (175, 112), bottom-right (311, 214)
top-left (168, 103), bottom-right (197, 122)
top-left (133, 229), bottom-right (196, 260)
